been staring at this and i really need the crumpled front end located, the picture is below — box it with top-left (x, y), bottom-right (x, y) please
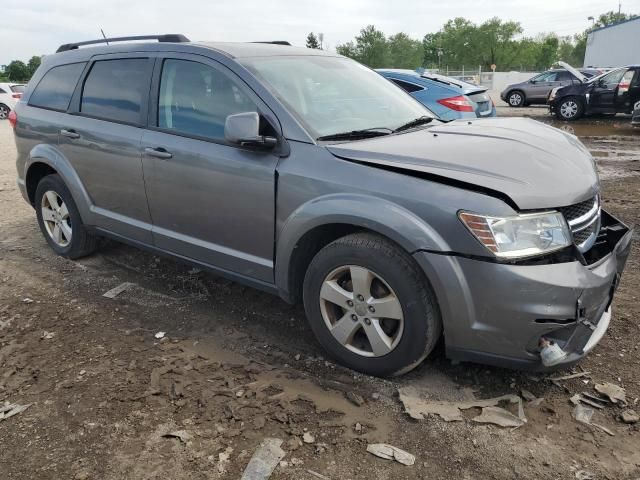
top-left (414, 209), bottom-right (633, 371)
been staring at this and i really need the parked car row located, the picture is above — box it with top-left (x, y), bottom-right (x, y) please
top-left (0, 82), bottom-right (25, 119)
top-left (549, 65), bottom-right (640, 121)
top-left (500, 62), bottom-right (640, 123)
top-left (500, 65), bottom-right (602, 107)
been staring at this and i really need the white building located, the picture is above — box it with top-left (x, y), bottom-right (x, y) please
top-left (584, 17), bottom-right (640, 67)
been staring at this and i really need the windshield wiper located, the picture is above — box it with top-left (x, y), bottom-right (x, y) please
top-left (317, 127), bottom-right (393, 142)
top-left (394, 116), bottom-right (434, 132)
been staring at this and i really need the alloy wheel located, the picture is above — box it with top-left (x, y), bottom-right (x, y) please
top-left (0, 106), bottom-right (8, 120)
top-left (560, 100), bottom-right (579, 119)
top-left (509, 93), bottom-right (523, 106)
top-left (319, 265), bottom-right (404, 357)
top-left (41, 190), bottom-right (72, 247)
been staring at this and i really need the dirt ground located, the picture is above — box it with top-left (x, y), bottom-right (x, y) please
top-left (0, 109), bottom-right (639, 480)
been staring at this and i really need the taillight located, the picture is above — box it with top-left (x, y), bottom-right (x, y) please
top-left (437, 95), bottom-right (475, 112)
top-left (8, 110), bottom-right (17, 129)
top-left (12, 93), bottom-right (22, 99)
top-left (619, 81), bottom-right (631, 93)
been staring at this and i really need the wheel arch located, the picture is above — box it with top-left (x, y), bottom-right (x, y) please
top-left (275, 194), bottom-right (448, 303)
top-left (23, 145), bottom-right (93, 222)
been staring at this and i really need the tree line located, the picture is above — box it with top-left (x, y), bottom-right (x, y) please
top-left (330, 11), bottom-right (637, 71)
top-left (0, 56), bottom-right (42, 82)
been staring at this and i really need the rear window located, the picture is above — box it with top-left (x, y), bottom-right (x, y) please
top-left (29, 63), bottom-right (86, 111)
top-left (10, 85), bottom-right (25, 93)
top-left (80, 58), bottom-right (150, 124)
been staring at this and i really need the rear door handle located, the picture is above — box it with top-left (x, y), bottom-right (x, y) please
top-left (143, 147), bottom-right (173, 159)
top-left (60, 129), bottom-right (80, 139)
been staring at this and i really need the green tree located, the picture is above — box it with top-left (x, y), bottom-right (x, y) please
top-left (594, 11), bottom-right (637, 27)
top-left (5, 60), bottom-right (30, 82)
top-left (387, 33), bottom-right (423, 68)
top-left (336, 25), bottom-right (390, 68)
top-left (306, 32), bottom-right (321, 49)
top-left (27, 56), bottom-right (42, 77)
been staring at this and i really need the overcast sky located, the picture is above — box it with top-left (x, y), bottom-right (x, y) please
top-left (2, 0), bottom-right (639, 65)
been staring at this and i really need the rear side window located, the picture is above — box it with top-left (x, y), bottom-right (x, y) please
top-left (81, 58), bottom-right (150, 124)
top-left (0, 88), bottom-right (6, 94)
top-left (390, 78), bottom-right (424, 93)
top-left (29, 63), bottom-right (86, 111)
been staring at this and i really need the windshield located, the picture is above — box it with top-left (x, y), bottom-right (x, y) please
top-left (241, 56), bottom-right (433, 140)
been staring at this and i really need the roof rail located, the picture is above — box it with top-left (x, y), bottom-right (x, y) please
top-left (56, 34), bottom-right (190, 53)
top-left (252, 41), bottom-right (292, 46)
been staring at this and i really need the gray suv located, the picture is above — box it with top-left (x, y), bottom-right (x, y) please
top-left (501, 68), bottom-right (599, 107)
top-left (12, 35), bottom-right (632, 376)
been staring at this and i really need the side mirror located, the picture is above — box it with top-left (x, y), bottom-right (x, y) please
top-left (224, 112), bottom-right (277, 148)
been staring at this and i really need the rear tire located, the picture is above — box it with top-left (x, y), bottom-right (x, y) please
top-left (0, 104), bottom-right (9, 120)
top-left (507, 90), bottom-right (525, 107)
top-left (555, 96), bottom-right (584, 121)
top-left (302, 233), bottom-right (441, 377)
top-left (35, 174), bottom-right (98, 259)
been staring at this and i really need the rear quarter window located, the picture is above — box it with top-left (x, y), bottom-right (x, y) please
top-left (80, 58), bottom-right (150, 125)
top-left (390, 78), bottom-right (424, 93)
top-left (29, 63), bottom-right (86, 111)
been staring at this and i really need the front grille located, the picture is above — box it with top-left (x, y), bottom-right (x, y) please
top-left (557, 196), bottom-right (601, 252)
top-left (558, 197), bottom-right (595, 222)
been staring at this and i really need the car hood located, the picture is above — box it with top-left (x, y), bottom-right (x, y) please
top-left (558, 61), bottom-right (587, 83)
top-left (325, 118), bottom-right (599, 210)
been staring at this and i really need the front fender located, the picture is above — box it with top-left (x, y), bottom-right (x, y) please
top-left (24, 144), bottom-right (93, 223)
top-left (275, 193), bottom-right (449, 297)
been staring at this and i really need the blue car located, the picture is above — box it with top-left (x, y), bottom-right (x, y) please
top-left (377, 69), bottom-right (497, 121)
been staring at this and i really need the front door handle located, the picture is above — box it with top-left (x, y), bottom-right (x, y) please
top-left (143, 147), bottom-right (173, 159)
top-left (60, 129), bottom-right (80, 139)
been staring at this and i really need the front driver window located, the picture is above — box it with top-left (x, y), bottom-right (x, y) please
top-left (158, 59), bottom-right (257, 141)
top-left (600, 69), bottom-right (627, 89)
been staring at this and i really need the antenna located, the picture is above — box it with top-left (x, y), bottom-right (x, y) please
top-left (100, 29), bottom-right (109, 45)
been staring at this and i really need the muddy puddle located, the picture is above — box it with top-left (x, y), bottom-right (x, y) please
top-left (542, 117), bottom-right (639, 179)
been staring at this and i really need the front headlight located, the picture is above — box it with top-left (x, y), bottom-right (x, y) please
top-left (459, 211), bottom-right (572, 259)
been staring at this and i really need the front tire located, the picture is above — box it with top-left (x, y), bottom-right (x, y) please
top-left (303, 233), bottom-right (441, 377)
top-left (555, 96), bottom-right (584, 121)
top-left (507, 90), bottom-right (525, 107)
top-left (35, 174), bottom-right (98, 259)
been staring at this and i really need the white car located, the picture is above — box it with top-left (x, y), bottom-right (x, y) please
top-left (0, 82), bottom-right (25, 119)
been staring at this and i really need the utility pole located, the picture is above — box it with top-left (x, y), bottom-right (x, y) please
top-left (619, 0), bottom-right (622, 15)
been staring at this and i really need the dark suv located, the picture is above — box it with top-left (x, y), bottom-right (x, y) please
top-left (549, 66), bottom-right (640, 121)
top-left (10, 35), bottom-right (632, 376)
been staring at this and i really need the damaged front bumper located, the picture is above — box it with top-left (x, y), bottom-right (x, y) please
top-left (413, 210), bottom-right (633, 371)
